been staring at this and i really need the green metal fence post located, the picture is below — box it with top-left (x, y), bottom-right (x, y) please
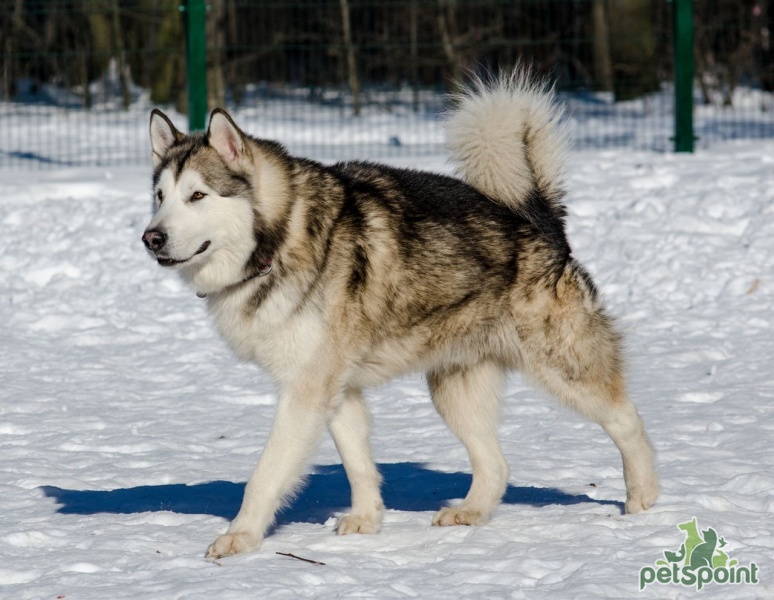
top-left (184, 0), bottom-right (208, 132)
top-left (673, 0), bottom-right (694, 152)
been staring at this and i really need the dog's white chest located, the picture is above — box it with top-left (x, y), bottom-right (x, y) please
top-left (207, 285), bottom-right (323, 381)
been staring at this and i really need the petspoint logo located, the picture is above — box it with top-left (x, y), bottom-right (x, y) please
top-left (639, 518), bottom-right (759, 592)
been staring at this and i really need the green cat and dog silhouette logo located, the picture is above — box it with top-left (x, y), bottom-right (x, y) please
top-left (639, 518), bottom-right (759, 591)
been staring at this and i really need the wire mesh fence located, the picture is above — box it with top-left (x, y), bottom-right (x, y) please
top-left (1, 0), bottom-right (773, 169)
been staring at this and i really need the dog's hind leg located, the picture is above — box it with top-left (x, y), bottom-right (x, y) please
top-left (519, 263), bottom-right (660, 514)
top-left (328, 388), bottom-right (384, 534)
top-left (599, 384), bottom-right (660, 514)
top-left (530, 366), bottom-right (659, 514)
top-left (427, 361), bottom-right (509, 526)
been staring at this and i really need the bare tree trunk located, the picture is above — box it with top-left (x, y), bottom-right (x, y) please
top-left (207, 0), bottom-right (226, 109)
top-left (608, 0), bottom-right (659, 101)
top-left (438, 0), bottom-right (461, 92)
top-left (79, 44), bottom-right (92, 108)
top-left (110, 0), bottom-right (132, 109)
top-left (226, 0), bottom-right (243, 105)
top-left (592, 0), bottom-right (613, 92)
top-left (85, 7), bottom-right (113, 107)
top-left (3, 0), bottom-right (25, 101)
top-left (149, 0), bottom-right (184, 107)
top-left (2, 38), bottom-right (11, 101)
top-left (340, 0), bottom-right (361, 116)
top-left (409, 0), bottom-right (419, 112)
top-left (695, 46), bottom-right (713, 105)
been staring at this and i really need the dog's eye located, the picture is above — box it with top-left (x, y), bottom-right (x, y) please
top-left (191, 191), bottom-right (206, 202)
top-left (156, 190), bottom-right (163, 204)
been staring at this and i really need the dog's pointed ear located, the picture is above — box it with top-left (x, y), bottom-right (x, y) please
top-left (150, 109), bottom-right (182, 167)
top-left (208, 109), bottom-right (245, 164)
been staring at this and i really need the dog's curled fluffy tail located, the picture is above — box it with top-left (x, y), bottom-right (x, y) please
top-left (446, 69), bottom-right (568, 218)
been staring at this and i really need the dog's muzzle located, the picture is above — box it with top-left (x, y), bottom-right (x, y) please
top-left (143, 228), bottom-right (211, 267)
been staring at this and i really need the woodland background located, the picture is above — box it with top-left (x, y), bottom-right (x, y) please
top-left (2, 0), bottom-right (772, 115)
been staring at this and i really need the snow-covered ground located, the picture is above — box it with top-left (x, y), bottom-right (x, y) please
top-left (1, 137), bottom-right (773, 598)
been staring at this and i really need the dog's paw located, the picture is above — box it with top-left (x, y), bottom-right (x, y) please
top-left (432, 506), bottom-right (489, 527)
top-left (336, 512), bottom-right (383, 535)
top-left (625, 477), bottom-right (660, 514)
top-left (206, 532), bottom-right (260, 559)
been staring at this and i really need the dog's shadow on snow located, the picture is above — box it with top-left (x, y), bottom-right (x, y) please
top-left (42, 462), bottom-right (623, 527)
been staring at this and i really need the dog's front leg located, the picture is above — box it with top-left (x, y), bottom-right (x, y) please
top-left (206, 380), bottom-right (329, 558)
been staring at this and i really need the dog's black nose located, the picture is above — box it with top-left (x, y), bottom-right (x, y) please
top-left (142, 228), bottom-right (167, 253)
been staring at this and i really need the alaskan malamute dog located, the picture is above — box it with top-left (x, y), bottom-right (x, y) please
top-left (143, 71), bottom-right (659, 559)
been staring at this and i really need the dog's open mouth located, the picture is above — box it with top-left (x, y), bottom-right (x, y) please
top-left (157, 240), bottom-right (211, 267)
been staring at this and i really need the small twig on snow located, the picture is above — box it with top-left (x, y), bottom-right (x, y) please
top-left (276, 551), bottom-right (326, 566)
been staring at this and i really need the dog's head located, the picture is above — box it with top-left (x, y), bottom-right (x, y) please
top-left (144, 109), bottom-right (288, 295)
